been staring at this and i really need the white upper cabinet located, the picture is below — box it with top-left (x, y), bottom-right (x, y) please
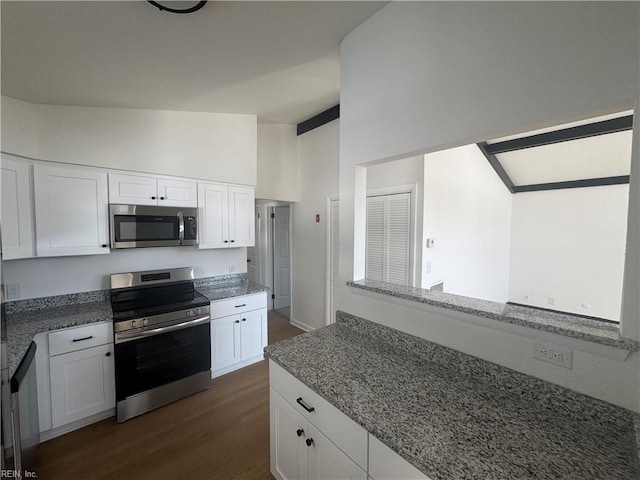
top-left (34, 164), bottom-right (110, 257)
top-left (108, 173), bottom-right (157, 206)
top-left (228, 186), bottom-right (255, 247)
top-left (1, 155), bottom-right (35, 259)
top-left (198, 182), bottom-right (254, 248)
top-left (109, 173), bottom-right (197, 208)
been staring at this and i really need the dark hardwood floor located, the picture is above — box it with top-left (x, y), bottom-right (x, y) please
top-left (36, 310), bottom-right (304, 480)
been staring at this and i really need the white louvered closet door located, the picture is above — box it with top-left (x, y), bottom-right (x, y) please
top-left (329, 199), bottom-right (341, 324)
top-left (365, 192), bottom-right (411, 286)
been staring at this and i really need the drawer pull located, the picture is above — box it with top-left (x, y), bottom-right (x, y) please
top-left (306, 438), bottom-right (314, 447)
top-left (296, 428), bottom-right (304, 437)
top-left (72, 335), bottom-right (94, 343)
top-left (235, 304), bottom-right (246, 308)
top-left (296, 397), bottom-right (315, 413)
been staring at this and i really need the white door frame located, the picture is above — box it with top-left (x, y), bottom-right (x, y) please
top-left (326, 195), bottom-right (339, 325)
top-left (247, 205), bottom-right (261, 284)
top-left (272, 205), bottom-right (292, 311)
top-left (256, 200), bottom-right (292, 311)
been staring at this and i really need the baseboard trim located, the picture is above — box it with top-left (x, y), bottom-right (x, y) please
top-left (212, 355), bottom-right (264, 378)
top-left (290, 317), bottom-right (314, 332)
top-left (41, 409), bottom-right (115, 442)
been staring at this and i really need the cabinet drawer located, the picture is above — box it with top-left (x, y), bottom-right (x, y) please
top-left (210, 292), bottom-right (267, 318)
top-left (269, 360), bottom-right (367, 470)
top-left (49, 322), bottom-right (112, 356)
top-left (369, 435), bottom-right (430, 480)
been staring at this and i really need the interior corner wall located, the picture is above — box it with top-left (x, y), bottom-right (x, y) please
top-left (256, 123), bottom-right (300, 202)
top-left (509, 186), bottom-right (629, 322)
top-left (423, 145), bottom-right (512, 302)
top-left (339, 2), bottom-right (640, 410)
top-left (1, 95), bottom-right (257, 185)
top-left (291, 120), bottom-right (339, 330)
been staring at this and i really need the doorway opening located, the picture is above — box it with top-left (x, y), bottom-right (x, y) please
top-left (252, 201), bottom-right (292, 318)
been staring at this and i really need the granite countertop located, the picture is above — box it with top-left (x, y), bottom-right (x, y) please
top-left (348, 279), bottom-right (639, 351)
top-left (265, 312), bottom-right (639, 480)
top-left (196, 281), bottom-right (269, 302)
top-left (5, 299), bottom-right (113, 377)
top-left (5, 277), bottom-right (268, 378)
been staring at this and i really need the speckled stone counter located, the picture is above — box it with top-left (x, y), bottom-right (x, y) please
top-left (348, 279), bottom-right (639, 351)
top-left (4, 275), bottom-right (268, 378)
top-left (196, 281), bottom-right (269, 302)
top-left (5, 296), bottom-right (112, 377)
top-left (265, 311), bottom-right (639, 479)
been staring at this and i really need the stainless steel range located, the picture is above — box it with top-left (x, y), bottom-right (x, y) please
top-left (110, 267), bottom-right (211, 423)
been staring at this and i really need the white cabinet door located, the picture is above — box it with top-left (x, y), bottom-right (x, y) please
top-left (211, 315), bottom-right (241, 372)
top-left (240, 309), bottom-right (267, 361)
top-left (307, 423), bottom-right (366, 480)
top-left (34, 164), bottom-right (109, 257)
top-left (270, 389), bottom-right (308, 480)
top-left (108, 173), bottom-right (157, 206)
top-left (198, 182), bottom-right (229, 249)
top-left (228, 186), bottom-right (255, 247)
top-left (157, 178), bottom-right (197, 208)
top-left (49, 343), bottom-right (115, 429)
top-left (1, 156), bottom-right (35, 259)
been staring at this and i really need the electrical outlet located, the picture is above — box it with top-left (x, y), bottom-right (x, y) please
top-left (426, 261), bottom-right (432, 273)
top-left (229, 264), bottom-right (236, 273)
top-left (548, 296), bottom-right (555, 306)
top-left (5, 283), bottom-right (21, 300)
top-left (533, 342), bottom-right (573, 369)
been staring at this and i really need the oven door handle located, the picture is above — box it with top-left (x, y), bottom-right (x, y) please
top-left (115, 315), bottom-right (210, 344)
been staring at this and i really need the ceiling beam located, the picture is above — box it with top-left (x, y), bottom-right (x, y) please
top-left (476, 142), bottom-right (515, 194)
top-left (484, 115), bottom-right (633, 155)
top-left (513, 175), bottom-right (630, 193)
top-left (297, 105), bottom-right (340, 136)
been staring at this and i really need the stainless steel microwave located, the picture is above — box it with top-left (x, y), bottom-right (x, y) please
top-left (109, 204), bottom-right (198, 249)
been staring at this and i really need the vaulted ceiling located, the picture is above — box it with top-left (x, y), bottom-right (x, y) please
top-left (1, 1), bottom-right (386, 124)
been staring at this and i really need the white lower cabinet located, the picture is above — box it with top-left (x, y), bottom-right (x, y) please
top-left (42, 323), bottom-right (115, 435)
top-left (270, 361), bottom-right (367, 480)
top-left (270, 389), bottom-right (366, 480)
top-left (210, 292), bottom-right (268, 377)
top-left (270, 360), bottom-right (431, 480)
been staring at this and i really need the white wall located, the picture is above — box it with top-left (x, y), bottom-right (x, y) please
top-left (291, 120), bottom-right (339, 330)
top-left (1, 247), bottom-right (247, 299)
top-left (423, 145), bottom-right (512, 302)
top-left (340, 2), bottom-right (640, 410)
top-left (367, 155), bottom-right (424, 288)
top-left (0, 96), bottom-right (258, 300)
top-left (1, 96), bottom-right (257, 185)
top-left (256, 124), bottom-right (299, 201)
top-left (367, 155), bottom-right (423, 191)
top-left (509, 186), bottom-right (629, 321)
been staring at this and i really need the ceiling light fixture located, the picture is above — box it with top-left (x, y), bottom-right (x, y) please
top-left (147, 1), bottom-right (207, 14)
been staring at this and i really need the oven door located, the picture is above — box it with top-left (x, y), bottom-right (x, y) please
top-left (110, 204), bottom-right (197, 248)
top-left (114, 319), bottom-right (211, 402)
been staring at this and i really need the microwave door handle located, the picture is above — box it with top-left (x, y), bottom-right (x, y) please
top-left (177, 211), bottom-right (185, 245)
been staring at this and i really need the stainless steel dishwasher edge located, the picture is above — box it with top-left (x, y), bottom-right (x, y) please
top-left (8, 340), bottom-right (40, 477)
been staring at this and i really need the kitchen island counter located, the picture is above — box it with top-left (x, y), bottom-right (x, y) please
top-left (265, 311), bottom-right (640, 480)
